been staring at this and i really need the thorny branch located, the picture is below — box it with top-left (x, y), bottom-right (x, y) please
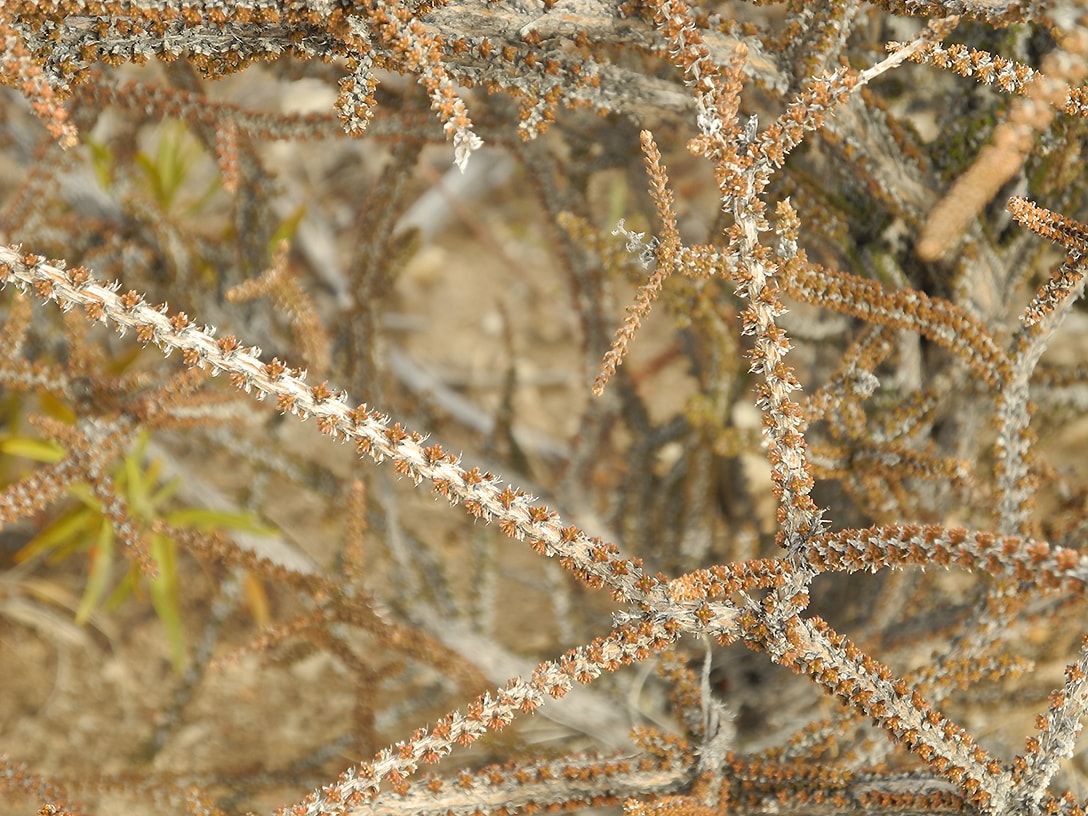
top-left (5, 1), bottom-right (1088, 816)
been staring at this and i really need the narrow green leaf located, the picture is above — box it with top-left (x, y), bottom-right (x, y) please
top-left (270, 204), bottom-right (308, 247)
top-left (75, 520), bottom-right (115, 624)
top-left (0, 436), bottom-right (66, 463)
top-left (149, 532), bottom-right (186, 672)
top-left (85, 138), bottom-right (114, 190)
top-left (165, 507), bottom-right (274, 535)
top-left (16, 506), bottom-right (96, 563)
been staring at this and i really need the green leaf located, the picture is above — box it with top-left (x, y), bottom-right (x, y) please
top-left (67, 482), bottom-right (101, 511)
top-left (85, 138), bottom-right (115, 190)
top-left (149, 531), bottom-right (186, 672)
top-left (37, 390), bottom-right (78, 424)
top-left (157, 126), bottom-right (188, 205)
top-left (270, 204), bottom-right (307, 248)
top-left (16, 505), bottom-right (97, 564)
top-left (0, 436), bottom-right (66, 463)
top-left (185, 175), bottom-right (223, 217)
top-left (135, 152), bottom-right (165, 208)
top-left (105, 564), bottom-right (138, 611)
top-left (165, 507), bottom-right (274, 535)
top-left (75, 520), bottom-right (115, 624)
top-left (148, 474), bottom-right (181, 509)
top-left (122, 435), bottom-right (157, 519)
